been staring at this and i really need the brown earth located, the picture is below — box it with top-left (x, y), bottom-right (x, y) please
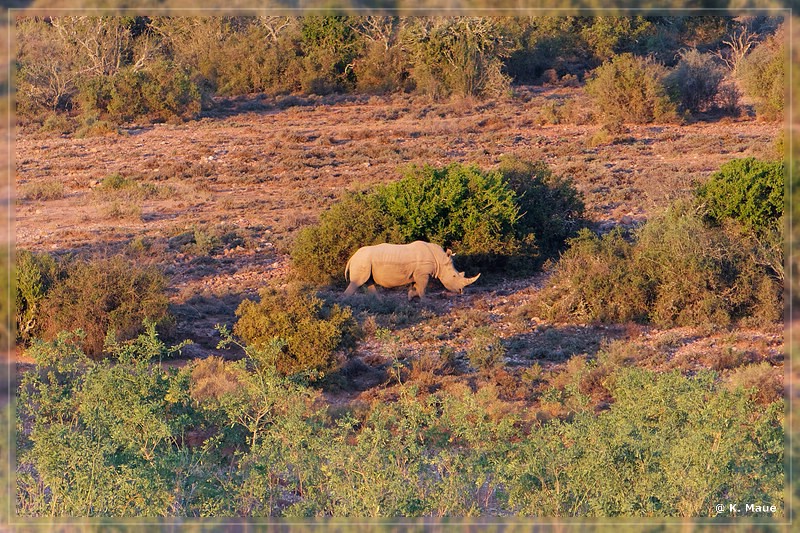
top-left (14, 86), bottom-right (785, 399)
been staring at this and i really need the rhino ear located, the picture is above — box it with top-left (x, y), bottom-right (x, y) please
top-left (446, 249), bottom-right (453, 257)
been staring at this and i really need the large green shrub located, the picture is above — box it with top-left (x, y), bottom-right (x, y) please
top-left (497, 155), bottom-right (585, 257)
top-left (233, 285), bottom-right (356, 377)
top-left (15, 252), bottom-right (170, 357)
top-left (696, 157), bottom-right (784, 234)
top-left (585, 53), bottom-right (678, 124)
top-left (291, 191), bottom-right (399, 286)
top-left (292, 161), bottom-right (583, 285)
top-left (376, 164), bottom-right (522, 257)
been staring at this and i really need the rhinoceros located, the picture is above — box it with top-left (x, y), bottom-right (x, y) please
top-left (344, 241), bottom-right (480, 299)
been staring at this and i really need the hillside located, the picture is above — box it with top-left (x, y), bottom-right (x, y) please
top-left (13, 86), bottom-right (786, 517)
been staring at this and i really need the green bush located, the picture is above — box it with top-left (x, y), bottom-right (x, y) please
top-left (15, 250), bottom-right (60, 345)
top-left (535, 202), bottom-right (782, 327)
top-left (15, 252), bottom-right (170, 357)
top-left (738, 26), bottom-right (786, 121)
top-left (292, 161), bottom-right (583, 285)
top-left (291, 191), bottom-right (398, 286)
top-left (585, 53), bottom-right (678, 124)
top-left (233, 285), bottom-right (356, 376)
top-left (665, 49), bottom-right (725, 114)
top-left (696, 157), bottom-right (784, 234)
top-left (497, 155), bottom-right (585, 257)
top-left (376, 164), bottom-right (521, 257)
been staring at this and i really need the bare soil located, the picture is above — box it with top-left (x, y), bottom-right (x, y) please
top-left (14, 86), bottom-right (785, 399)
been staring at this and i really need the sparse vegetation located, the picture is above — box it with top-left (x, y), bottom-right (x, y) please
top-left (19, 180), bottom-right (65, 201)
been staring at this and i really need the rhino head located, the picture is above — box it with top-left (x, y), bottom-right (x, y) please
top-left (440, 270), bottom-right (481, 293)
top-left (439, 249), bottom-right (480, 293)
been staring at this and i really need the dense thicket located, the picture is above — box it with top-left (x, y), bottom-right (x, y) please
top-left (15, 251), bottom-right (170, 357)
top-left (15, 15), bottom-right (785, 126)
top-left (16, 328), bottom-right (783, 517)
top-left (534, 157), bottom-right (784, 327)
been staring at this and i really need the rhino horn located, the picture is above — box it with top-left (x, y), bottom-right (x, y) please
top-left (464, 273), bottom-right (480, 286)
top-left (456, 273), bottom-right (480, 291)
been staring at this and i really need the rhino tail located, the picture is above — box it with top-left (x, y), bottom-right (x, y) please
top-left (345, 256), bottom-right (352, 282)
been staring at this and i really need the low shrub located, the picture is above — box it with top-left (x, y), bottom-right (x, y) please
top-left (19, 180), bottom-right (66, 201)
top-left (15, 252), bottom-right (170, 357)
top-left (466, 326), bottom-right (505, 371)
top-left (665, 49), bottom-right (725, 114)
top-left (40, 113), bottom-right (73, 134)
top-left (585, 53), bottom-right (678, 124)
top-left (696, 157), bottom-right (784, 234)
top-left (233, 285), bottom-right (357, 377)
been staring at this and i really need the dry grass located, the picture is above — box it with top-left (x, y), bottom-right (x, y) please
top-left (18, 179), bottom-right (65, 201)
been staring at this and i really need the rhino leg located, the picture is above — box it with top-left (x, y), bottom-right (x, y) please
top-left (409, 273), bottom-right (430, 300)
top-left (367, 284), bottom-right (377, 293)
top-left (344, 282), bottom-right (361, 296)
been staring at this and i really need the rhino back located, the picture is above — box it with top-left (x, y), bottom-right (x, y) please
top-left (369, 242), bottom-right (436, 287)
